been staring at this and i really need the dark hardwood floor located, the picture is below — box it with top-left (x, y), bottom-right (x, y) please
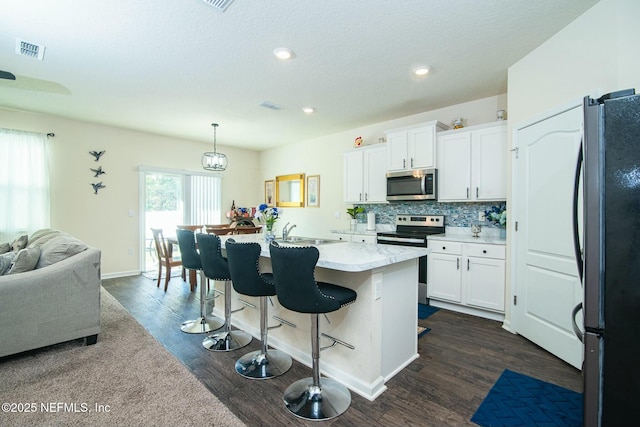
top-left (102, 274), bottom-right (582, 427)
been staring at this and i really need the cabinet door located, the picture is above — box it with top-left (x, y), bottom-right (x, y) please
top-left (472, 126), bottom-right (507, 200)
top-left (465, 257), bottom-right (505, 311)
top-left (333, 233), bottom-right (351, 242)
top-left (437, 132), bottom-right (471, 201)
top-left (408, 125), bottom-right (436, 169)
top-left (427, 253), bottom-right (462, 302)
top-left (352, 234), bottom-right (376, 244)
top-left (363, 145), bottom-right (387, 202)
top-left (343, 151), bottom-right (363, 203)
top-left (386, 131), bottom-right (408, 171)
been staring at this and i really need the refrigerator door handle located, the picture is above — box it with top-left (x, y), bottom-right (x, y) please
top-left (571, 302), bottom-right (584, 342)
top-left (572, 142), bottom-right (584, 282)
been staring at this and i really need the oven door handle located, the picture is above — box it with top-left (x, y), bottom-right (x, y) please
top-left (377, 236), bottom-right (425, 245)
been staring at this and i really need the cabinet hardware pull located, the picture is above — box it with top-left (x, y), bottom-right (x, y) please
top-left (403, 158), bottom-right (406, 169)
top-left (467, 187), bottom-right (470, 199)
top-left (365, 193), bottom-right (368, 201)
top-left (411, 157), bottom-right (414, 168)
top-left (359, 193), bottom-right (362, 201)
top-left (483, 250), bottom-right (487, 253)
top-left (476, 187), bottom-right (479, 198)
top-left (456, 257), bottom-right (460, 269)
top-left (467, 258), bottom-right (470, 271)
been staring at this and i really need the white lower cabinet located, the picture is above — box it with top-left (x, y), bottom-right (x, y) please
top-left (427, 239), bottom-right (505, 319)
top-left (333, 233), bottom-right (376, 244)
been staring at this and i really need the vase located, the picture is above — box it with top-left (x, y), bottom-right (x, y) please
top-left (499, 228), bottom-right (506, 239)
top-left (264, 226), bottom-right (275, 243)
top-left (350, 218), bottom-right (357, 232)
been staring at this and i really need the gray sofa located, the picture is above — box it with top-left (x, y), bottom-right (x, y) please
top-left (0, 230), bottom-right (101, 358)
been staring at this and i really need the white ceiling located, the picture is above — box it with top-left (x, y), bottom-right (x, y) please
top-left (0, 0), bottom-right (598, 151)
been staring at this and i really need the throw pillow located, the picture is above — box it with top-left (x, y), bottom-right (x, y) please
top-left (0, 252), bottom-right (16, 275)
top-left (0, 242), bottom-right (11, 254)
top-left (36, 234), bottom-right (88, 269)
top-left (8, 247), bottom-right (41, 274)
top-left (28, 229), bottom-right (61, 248)
top-left (10, 234), bottom-right (28, 252)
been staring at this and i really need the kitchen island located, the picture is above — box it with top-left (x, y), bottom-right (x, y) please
top-left (212, 234), bottom-right (429, 400)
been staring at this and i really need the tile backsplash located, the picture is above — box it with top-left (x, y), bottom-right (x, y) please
top-left (359, 201), bottom-right (507, 229)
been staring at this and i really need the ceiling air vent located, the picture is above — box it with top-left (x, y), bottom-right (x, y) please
top-left (15, 39), bottom-right (45, 60)
top-left (259, 101), bottom-right (284, 111)
top-left (202, 0), bottom-right (235, 12)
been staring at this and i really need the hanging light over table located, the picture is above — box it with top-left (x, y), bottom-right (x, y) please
top-left (201, 123), bottom-right (228, 171)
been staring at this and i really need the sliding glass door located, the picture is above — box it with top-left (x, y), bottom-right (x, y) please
top-left (140, 167), bottom-right (221, 274)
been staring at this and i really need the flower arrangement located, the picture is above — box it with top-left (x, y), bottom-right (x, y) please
top-left (485, 205), bottom-right (507, 228)
top-left (346, 205), bottom-right (364, 219)
top-left (255, 203), bottom-right (279, 231)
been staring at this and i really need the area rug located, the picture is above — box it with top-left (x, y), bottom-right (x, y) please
top-left (418, 303), bottom-right (439, 319)
top-left (471, 369), bottom-right (583, 427)
top-left (0, 288), bottom-right (245, 427)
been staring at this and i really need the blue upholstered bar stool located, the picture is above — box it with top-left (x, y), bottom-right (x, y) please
top-left (197, 234), bottom-right (252, 352)
top-left (177, 228), bottom-right (224, 334)
top-left (269, 242), bottom-right (357, 421)
top-left (225, 240), bottom-right (292, 379)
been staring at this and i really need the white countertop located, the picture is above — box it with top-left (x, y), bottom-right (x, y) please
top-left (428, 227), bottom-right (506, 245)
top-left (220, 234), bottom-right (429, 272)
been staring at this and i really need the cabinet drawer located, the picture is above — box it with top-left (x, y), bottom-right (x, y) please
top-left (429, 241), bottom-right (462, 255)
top-left (465, 243), bottom-right (505, 259)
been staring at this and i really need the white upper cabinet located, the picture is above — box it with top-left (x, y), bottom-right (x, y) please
top-left (437, 121), bottom-right (507, 202)
top-left (344, 144), bottom-right (387, 203)
top-left (386, 121), bottom-right (449, 172)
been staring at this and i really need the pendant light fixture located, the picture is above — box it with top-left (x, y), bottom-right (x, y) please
top-left (201, 123), bottom-right (227, 171)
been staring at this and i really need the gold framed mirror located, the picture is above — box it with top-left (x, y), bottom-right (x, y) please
top-left (275, 173), bottom-right (305, 207)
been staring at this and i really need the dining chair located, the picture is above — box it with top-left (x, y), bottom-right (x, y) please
top-left (205, 224), bottom-right (234, 236)
top-left (150, 228), bottom-right (183, 292)
top-left (233, 226), bottom-right (262, 235)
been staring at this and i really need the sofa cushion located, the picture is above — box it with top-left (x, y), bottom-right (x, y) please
top-left (36, 234), bottom-right (88, 269)
top-left (8, 247), bottom-right (41, 274)
top-left (0, 252), bottom-right (16, 275)
top-left (11, 234), bottom-right (28, 252)
top-left (0, 242), bottom-right (11, 254)
top-left (28, 229), bottom-right (61, 248)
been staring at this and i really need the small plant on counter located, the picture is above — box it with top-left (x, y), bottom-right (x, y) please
top-left (255, 203), bottom-right (279, 231)
top-left (485, 205), bottom-right (507, 228)
top-left (346, 205), bottom-right (365, 219)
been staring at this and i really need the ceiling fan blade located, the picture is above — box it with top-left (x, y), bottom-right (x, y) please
top-left (0, 70), bottom-right (16, 80)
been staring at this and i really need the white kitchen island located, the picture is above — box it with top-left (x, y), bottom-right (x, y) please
top-left (212, 234), bottom-right (429, 401)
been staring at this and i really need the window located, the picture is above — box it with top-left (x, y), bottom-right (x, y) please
top-left (0, 128), bottom-right (50, 241)
top-left (139, 167), bottom-right (221, 273)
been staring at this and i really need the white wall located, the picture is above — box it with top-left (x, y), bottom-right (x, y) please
top-left (259, 94), bottom-right (507, 239)
top-left (0, 109), bottom-right (260, 274)
top-left (505, 0), bottom-right (640, 323)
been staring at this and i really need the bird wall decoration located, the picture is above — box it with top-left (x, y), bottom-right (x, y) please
top-left (89, 150), bottom-right (105, 161)
top-left (91, 182), bottom-right (106, 194)
top-left (90, 166), bottom-right (106, 177)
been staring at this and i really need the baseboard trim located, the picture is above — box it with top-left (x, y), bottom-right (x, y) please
top-left (102, 270), bottom-right (141, 280)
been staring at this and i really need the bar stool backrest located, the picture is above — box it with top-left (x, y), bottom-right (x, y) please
top-left (269, 244), bottom-right (343, 313)
top-left (226, 241), bottom-right (276, 297)
top-left (196, 233), bottom-right (231, 281)
top-left (176, 228), bottom-right (201, 270)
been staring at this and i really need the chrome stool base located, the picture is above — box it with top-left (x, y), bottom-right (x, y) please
top-left (235, 349), bottom-right (292, 379)
top-left (202, 330), bottom-right (252, 352)
top-left (283, 377), bottom-right (351, 421)
top-left (180, 316), bottom-right (224, 334)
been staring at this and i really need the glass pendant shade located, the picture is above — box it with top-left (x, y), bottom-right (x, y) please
top-left (202, 123), bottom-right (227, 171)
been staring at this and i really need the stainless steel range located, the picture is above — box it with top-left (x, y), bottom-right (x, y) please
top-left (377, 214), bottom-right (445, 304)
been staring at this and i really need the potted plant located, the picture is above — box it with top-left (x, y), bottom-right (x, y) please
top-left (484, 205), bottom-right (507, 238)
top-left (346, 205), bottom-right (364, 231)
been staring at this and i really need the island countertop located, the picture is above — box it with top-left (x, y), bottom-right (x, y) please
top-left (220, 234), bottom-right (429, 272)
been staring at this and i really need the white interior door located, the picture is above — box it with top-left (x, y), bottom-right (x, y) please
top-left (513, 104), bottom-right (584, 369)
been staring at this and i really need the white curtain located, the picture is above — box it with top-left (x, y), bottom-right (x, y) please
top-left (188, 174), bottom-right (222, 225)
top-left (0, 128), bottom-right (50, 241)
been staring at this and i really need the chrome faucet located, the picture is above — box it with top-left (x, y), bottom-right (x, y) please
top-left (282, 222), bottom-right (296, 241)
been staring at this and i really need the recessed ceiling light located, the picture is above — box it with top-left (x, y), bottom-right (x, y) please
top-left (302, 106), bottom-right (315, 114)
top-left (273, 47), bottom-right (295, 60)
top-left (413, 66), bottom-right (431, 76)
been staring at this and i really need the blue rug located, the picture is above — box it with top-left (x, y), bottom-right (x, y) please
top-left (471, 369), bottom-right (583, 427)
top-left (418, 303), bottom-right (439, 319)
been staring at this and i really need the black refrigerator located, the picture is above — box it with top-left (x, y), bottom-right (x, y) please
top-left (576, 89), bottom-right (640, 427)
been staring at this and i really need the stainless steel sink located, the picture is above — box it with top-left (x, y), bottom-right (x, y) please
top-left (277, 236), bottom-right (345, 245)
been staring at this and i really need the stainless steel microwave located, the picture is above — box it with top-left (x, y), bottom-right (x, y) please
top-left (386, 168), bottom-right (437, 201)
